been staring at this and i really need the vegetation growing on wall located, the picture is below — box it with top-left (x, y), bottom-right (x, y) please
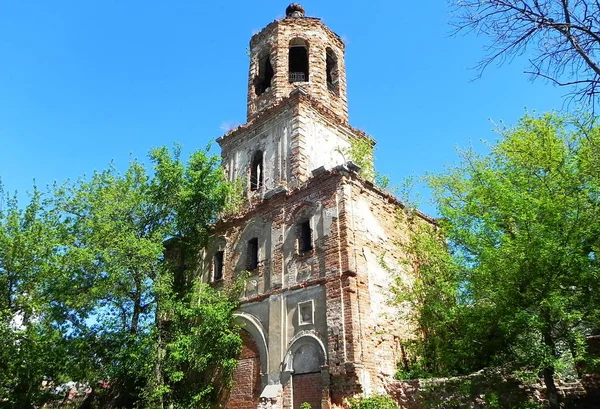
top-left (347, 395), bottom-right (398, 409)
top-left (413, 369), bottom-right (545, 409)
top-left (342, 136), bottom-right (390, 188)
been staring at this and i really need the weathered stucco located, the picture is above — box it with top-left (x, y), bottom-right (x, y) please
top-left (219, 92), bottom-right (366, 193)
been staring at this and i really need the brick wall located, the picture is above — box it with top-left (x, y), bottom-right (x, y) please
top-left (225, 330), bottom-right (261, 409)
top-left (246, 14), bottom-right (348, 122)
top-left (293, 372), bottom-right (323, 409)
top-left (201, 166), bottom-right (425, 407)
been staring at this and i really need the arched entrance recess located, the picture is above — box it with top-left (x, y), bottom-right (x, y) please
top-left (225, 313), bottom-right (269, 409)
top-left (284, 333), bottom-right (327, 409)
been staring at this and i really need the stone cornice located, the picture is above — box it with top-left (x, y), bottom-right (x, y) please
top-left (249, 16), bottom-right (345, 50)
top-left (218, 90), bottom-right (371, 148)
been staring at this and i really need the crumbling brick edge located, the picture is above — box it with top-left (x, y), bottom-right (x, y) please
top-left (381, 370), bottom-right (600, 409)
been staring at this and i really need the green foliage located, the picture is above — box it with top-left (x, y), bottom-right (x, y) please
top-left (299, 402), bottom-right (312, 409)
top-left (343, 136), bottom-right (376, 181)
top-left (393, 209), bottom-right (466, 377)
top-left (342, 136), bottom-right (391, 189)
top-left (394, 359), bottom-right (433, 380)
top-left (0, 185), bottom-right (71, 408)
top-left (397, 111), bottom-right (600, 407)
top-left (0, 144), bottom-right (242, 409)
top-left (347, 395), bottom-right (398, 409)
top-left (222, 176), bottom-right (248, 217)
top-left (145, 280), bottom-right (242, 409)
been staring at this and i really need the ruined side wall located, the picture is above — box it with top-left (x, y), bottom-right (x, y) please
top-left (341, 178), bottom-right (418, 395)
top-left (385, 371), bottom-right (600, 409)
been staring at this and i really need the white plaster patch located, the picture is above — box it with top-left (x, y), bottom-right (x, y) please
top-left (305, 113), bottom-right (349, 172)
top-left (354, 198), bottom-right (388, 242)
top-left (363, 247), bottom-right (395, 323)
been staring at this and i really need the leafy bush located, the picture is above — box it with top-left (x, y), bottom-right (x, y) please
top-left (395, 359), bottom-right (433, 380)
top-left (348, 395), bottom-right (397, 409)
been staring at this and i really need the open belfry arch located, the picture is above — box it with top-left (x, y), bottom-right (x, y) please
top-left (198, 4), bottom-right (431, 409)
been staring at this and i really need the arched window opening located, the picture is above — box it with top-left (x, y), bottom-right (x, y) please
top-left (250, 150), bottom-right (263, 191)
top-left (255, 53), bottom-right (274, 96)
top-left (297, 219), bottom-right (313, 253)
top-left (289, 38), bottom-right (309, 83)
top-left (326, 48), bottom-right (339, 94)
top-left (213, 251), bottom-right (224, 281)
top-left (247, 238), bottom-right (259, 271)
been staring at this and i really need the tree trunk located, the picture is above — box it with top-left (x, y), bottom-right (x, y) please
top-left (542, 326), bottom-right (560, 409)
top-left (153, 294), bottom-right (165, 409)
top-left (130, 277), bottom-right (142, 335)
top-left (543, 365), bottom-right (560, 409)
top-left (14, 380), bottom-right (34, 409)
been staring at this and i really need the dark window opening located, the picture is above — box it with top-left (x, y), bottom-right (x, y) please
top-left (255, 54), bottom-right (274, 96)
top-left (299, 220), bottom-right (313, 253)
top-left (326, 48), bottom-right (339, 94)
top-left (289, 38), bottom-right (309, 82)
top-left (247, 238), bottom-right (259, 270)
top-left (213, 251), bottom-right (224, 281)
top-left (250, 150), bottom-right (264, 191)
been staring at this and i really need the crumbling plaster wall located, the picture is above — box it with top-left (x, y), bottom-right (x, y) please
top-left (341, 178), bottom-right (419, 394)
top-left (300, 103), bottom-right (352, 175)
top-left (220, 109), bottom-right (294, 192)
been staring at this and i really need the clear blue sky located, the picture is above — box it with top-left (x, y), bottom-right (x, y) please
top-left (0, 1), bottom-right (571, 215)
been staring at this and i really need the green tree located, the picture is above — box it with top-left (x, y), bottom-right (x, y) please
top-left (400, 112), bottom-right (600, 409)
top-left (0, 144), bottom-right (243, 408)
top-left (393, 211), bottom-right (464, 379)
top-left (0, 185), bottom-right (72, 408)
top-left (52, 145), bottom-right (242, 408)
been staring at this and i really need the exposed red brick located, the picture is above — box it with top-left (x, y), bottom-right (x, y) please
top-left (225, 330), bottom-right (261, 409)
top-left (293, 373), bottom-right (323, 409)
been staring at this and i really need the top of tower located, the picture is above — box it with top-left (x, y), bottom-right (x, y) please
top-left (285, 3), bottom-right (306, 18)
top-left (244, 4), bottom-right (349, 122)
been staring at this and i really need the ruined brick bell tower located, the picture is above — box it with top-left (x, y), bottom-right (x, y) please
top-left (203, 4), bottom-right (419, 409)
top-left (247, 3), bottom-right (348, 122)
top-left (219, 3), bottom-right (355, 193)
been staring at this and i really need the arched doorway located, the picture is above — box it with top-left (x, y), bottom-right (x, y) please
top-left (285, 335), bottom-right (327, 409)
top-left (226, 329), bottom-right (261, 409)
